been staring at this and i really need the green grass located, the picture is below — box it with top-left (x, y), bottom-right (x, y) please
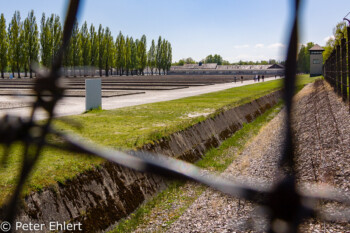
top-left (110, 101), bottom-right (284, 233)
top-left (0, 75), bottom-right (319, 205)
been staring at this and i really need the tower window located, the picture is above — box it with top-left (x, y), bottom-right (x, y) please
top-left (313, 59), bottom-right (320, 64)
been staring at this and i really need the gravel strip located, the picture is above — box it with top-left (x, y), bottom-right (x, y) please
top-left (163, 80), bottom-right (350, 233)
top-left (0, 101), bottom-right (31, 109)
top-left (166, 105), bottom-right (285, 233)
top-left (0, 89), bottom-right (145, 98)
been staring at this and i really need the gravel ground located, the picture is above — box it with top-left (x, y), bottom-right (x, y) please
top-left (135, 80), bottom-right (350, 233)
top-left (166, 104), bottom-right (285, 233)
top-left (0, 89), bottom-right (145, 98)
top-left (0, 101), bottom-right (31, 109)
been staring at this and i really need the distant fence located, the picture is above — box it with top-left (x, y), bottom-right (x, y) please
top-left (323, 26), bottom-right (350, 112)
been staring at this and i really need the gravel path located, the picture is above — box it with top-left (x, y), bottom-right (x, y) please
top-left (166, 103), bottom-right (285, 233)
top-left (162, 80), bottom-right (350, 232)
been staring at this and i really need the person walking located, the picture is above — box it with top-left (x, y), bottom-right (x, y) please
top-left (241, 76), bottom-right (243, 83)
top-left (262, 75), bottom-right (265, 82)
top-left (234, 76), bottom-right (237, 83)
top-left (258, 75), bottom-right (260, 82)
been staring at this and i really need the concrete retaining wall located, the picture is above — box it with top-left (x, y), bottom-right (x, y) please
top-left (9, 90), bottom-right (281, 232)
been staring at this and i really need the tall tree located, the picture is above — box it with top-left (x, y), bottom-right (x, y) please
top-left (161, 39), bottom-right (168, 75)
top-left (333, 22), bottom-right (347, 45)
top-left (147, 39), bottom-right (156, 75)
top-left (19, 21), bottom-right (28, 77)
top-left (89, 24), bottom-right (98, 76)
top-left (40, 13), bottom-right (52, 68)
top-left (51, 15), bottom-right (62, 64)
top-left (166, 42), bottom-right (172, 74)
top-left (8, 11), bottom-right (22, 78)
top-left (155, 36), bottom-right (162, 75)
top-left (115, 31), bottom-right (125, 75)
top-left (138, 35), bottom-right (147, 75)
top-left (130, 37), bottom-right (138, 75)
top-left (323, 37), bottom-right (335, 62)
top-left (70, 20), bottom-right (81, 77)
top-left (323, 22), bottom-right (347, 62)
top-left (125, 36), bottom-right (131, 76)
top-left (0, 14), bottom-right (8, 78)
top-left (80, 21), bottom-right (90, 76)
top-left (296, 42), bottom-right (314, 73)
top-left (204, 54), bottom-right (223, 65)
top-left (103, 27), bottom-right (114, 76)
top-left (97, 24), bottom-right (104, 76)
top-left (297, 45), bottom-right (306, 73)
top-left (23, 10), bottom-right (39, 78)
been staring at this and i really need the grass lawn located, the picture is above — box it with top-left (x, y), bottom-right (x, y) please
top-left (0, 75), bottom-right (319, 205)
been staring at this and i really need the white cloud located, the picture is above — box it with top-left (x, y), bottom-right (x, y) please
top-left (268, 43), bottom-right (285, 48)
top-left (233, 44), bottom-right (250, 49)
top-left (255, 43), bottom-right (264, 48)
top-left (323, 35), bottom-right (335, 42)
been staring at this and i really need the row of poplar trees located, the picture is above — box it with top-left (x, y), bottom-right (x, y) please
top-left (0, 10), bottom-right (172, 78)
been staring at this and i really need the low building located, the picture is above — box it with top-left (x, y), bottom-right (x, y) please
top-left (169, 63), bottom-right (284, 77)
top-left (309, 44), bottom-right (324, 77)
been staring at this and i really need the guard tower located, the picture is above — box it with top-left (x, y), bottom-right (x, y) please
top-left (309, 44), bottom-right (324, 77)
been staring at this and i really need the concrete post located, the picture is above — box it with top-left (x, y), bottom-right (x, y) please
top-left (85, 79), bottom-right (102, 111)
top-left (336, 45), bottom-right (341, 96)
top-left (341, 38), bottom-right (347, 102)
top-left (348, 27), bottom-right (350, 112)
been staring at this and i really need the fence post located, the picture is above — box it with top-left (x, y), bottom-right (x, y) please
top-left (332, 50), bottom-right (337, 92)
top-left (336, 45), bottom-right (342, 96)
top-left (348, 26), bottom-right (350, 113)
top-left (341, 38), bottom-right (347, 102)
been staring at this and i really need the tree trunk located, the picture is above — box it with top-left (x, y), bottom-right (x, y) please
top-left (29, 68), bottom-right (33, 79)
top-left (17, 65), bottom-right (21, 79)
top-left (1, 71), bottom-right (4, 78)
top-left (24, 67), bottom-right (28, 77)
top-left (99, 68), bottom-right (102, 77)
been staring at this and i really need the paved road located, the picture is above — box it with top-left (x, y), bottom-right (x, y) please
top-left (0, 76), bottom-right (281, 120)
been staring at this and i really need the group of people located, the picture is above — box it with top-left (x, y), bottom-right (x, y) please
top-left (233, 76), bottom-right (244, 83)
top-left (232, 75), bottom-right (281, 84)
top-left (253, 75), bottom-right (265, 82)
top-left (233, 75), bottom-right (269, 84)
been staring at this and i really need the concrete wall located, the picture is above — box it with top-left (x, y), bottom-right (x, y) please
top-left (6, 91), bottom-right (282, 232)
top-left (310, 53), bottom-right (323, 76)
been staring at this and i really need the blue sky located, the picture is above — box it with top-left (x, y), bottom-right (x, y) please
top-left (1, 0), bottom-right (349, 62)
